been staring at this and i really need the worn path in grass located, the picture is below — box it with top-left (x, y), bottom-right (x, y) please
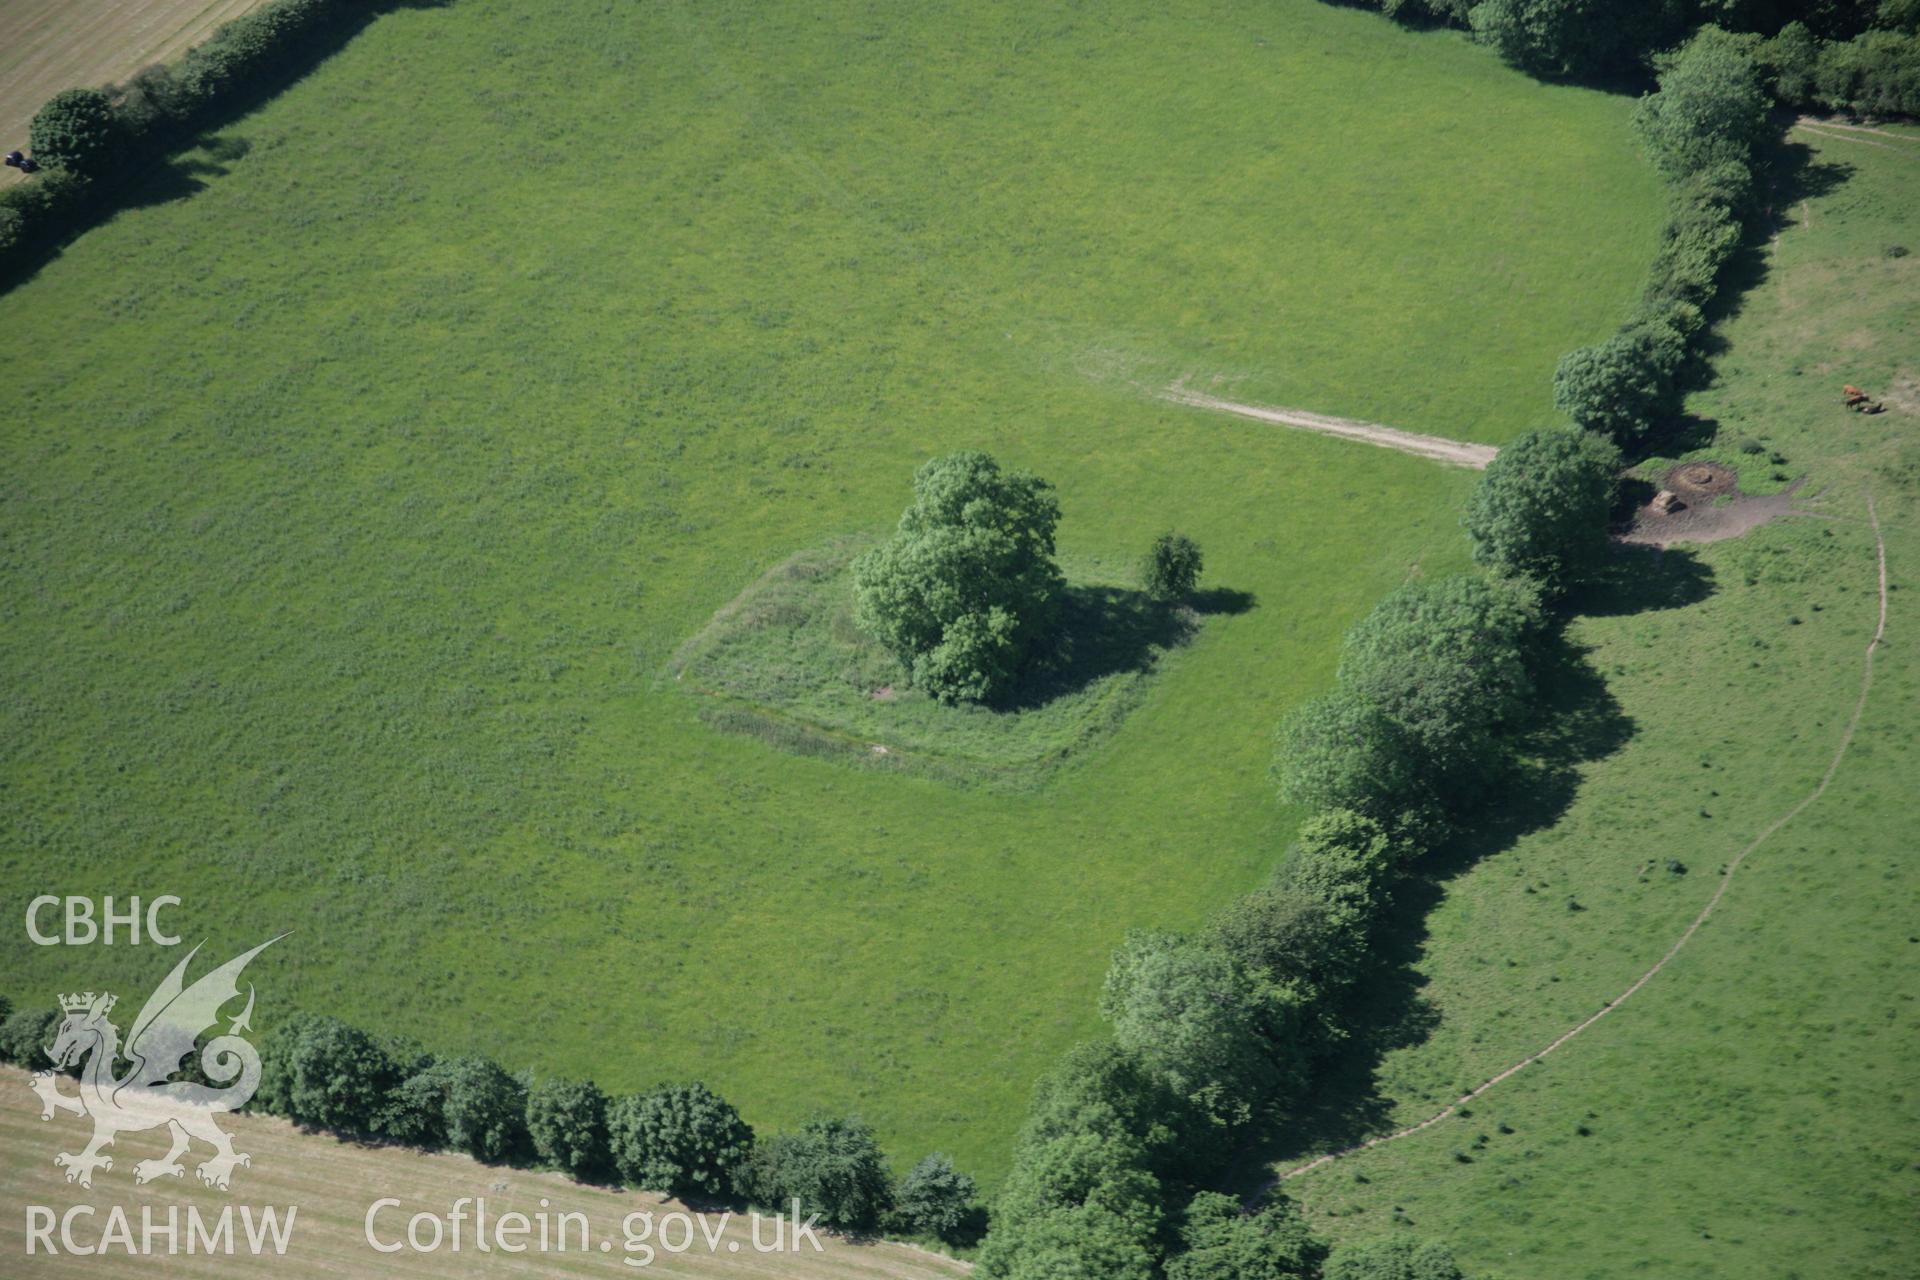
top-left (0, 0), bottom-right (267, 185)
top-left (1276, 496), bottom-right (1891, 1185)
top-left (1162, 386), bottom-right (1499, 469)
top-left (1790, 115), bottom-right (1920, 158)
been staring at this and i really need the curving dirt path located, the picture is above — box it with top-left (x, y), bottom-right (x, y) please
top-left (1162, 386), bottom-right (1498, 470)
top-left (1277, 495), bottom-right (1890, 1183)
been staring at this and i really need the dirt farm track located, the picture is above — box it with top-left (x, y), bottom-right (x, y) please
top-left (0, 0), bottom-right (270, 187)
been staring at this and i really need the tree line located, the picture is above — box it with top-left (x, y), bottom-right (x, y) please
top-left (1346, 1), bottom-right (1917, 118)
top-left (977, 15), bottom-right (1797, 1280)
top-left (0, 0), bottom-right (403, 283)
top-left (0, 994), bottom-right (980, 1245)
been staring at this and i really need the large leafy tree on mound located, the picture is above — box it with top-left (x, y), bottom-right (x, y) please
top-left (853, 451), bottom-right (1064, 705)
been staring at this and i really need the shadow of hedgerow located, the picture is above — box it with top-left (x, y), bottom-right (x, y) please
top-left (1216, 552), bottom-right (1718, 1189)
top-left (667, 538), bottom-right (1252, 786)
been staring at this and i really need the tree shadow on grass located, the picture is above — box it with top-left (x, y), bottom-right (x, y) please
top-left (1575, 544), bottom-right (1716, 618)
top-left (1000, 584), bottom-right (1254, 711)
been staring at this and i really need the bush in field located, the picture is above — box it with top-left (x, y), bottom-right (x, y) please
top-left (526, 1076), bottom-right (609, 1179)
top-left (740, 1116), bottom-right (892, 1231)
top-left (607, 1082), bottom-right (754, 1199)
top-left (395, 1055), bottom-right (527, 1162)
top-left (1141, 533), bottom-right (1203, 601)
top-left (851, 451), bottom-right (1063, 704)
top-left (254, 1013), bottom-right (397, 1133)
top-left (1166, 1191), bottom-right (1326, 1280)
top-left (1633, 28), bottom-right (1771, 180)
top-left (1325, 1235), bottom-right (1469, 1280)
top-left (1100, 931), bottom-right (1303, 1130)
top-left (892, 1153), bottom-right (978, 1239)
top-left (1465, 426), bottom-right (1622, 590)
top-left (29, 89), bottom-right (120, 175)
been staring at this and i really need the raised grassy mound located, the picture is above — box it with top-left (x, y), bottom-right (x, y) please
top-left (672, 540), bottom-right (1239, 785)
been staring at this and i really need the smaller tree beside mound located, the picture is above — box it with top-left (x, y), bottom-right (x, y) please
top-left (1140, 532), bottom-right (1203, 602)
top-left (1465, 426), bottom-right (1621, 591)
top-left (852, 451), bottom-right (1064, 705)
top-left (1552, 321), bottom-right (1683, 447)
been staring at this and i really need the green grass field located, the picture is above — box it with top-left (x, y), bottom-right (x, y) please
top-left (0, 0), bottom-right (1664, 1186)
top-left (1280, 123), bottom-right (1920, 1278)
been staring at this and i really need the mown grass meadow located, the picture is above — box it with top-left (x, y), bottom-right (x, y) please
top-left (0, 0), bottom-right (1664, 1185)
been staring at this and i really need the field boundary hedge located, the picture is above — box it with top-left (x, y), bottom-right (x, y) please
top-left (976, 25), bottom-right (1787, 1280)
top-left (0, 0), bottom-right (426, 287)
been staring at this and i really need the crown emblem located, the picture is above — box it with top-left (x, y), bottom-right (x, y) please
top-left (59, 991), bottom-right (115, 1016)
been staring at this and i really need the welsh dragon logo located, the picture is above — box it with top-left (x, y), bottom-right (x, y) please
top-left (28, 935), bottom-right (284, 1191)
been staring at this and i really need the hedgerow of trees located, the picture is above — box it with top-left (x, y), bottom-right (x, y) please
top-left (1343, 0), bottom-right (1918, 118)
top-left (527, 1076), bottom-right (610, 1179)
top-left (28, 90), bottom-right (120, 176)
top-left (2, 0), bottom-right (389, 273)
top-left (739, 1116), bottom-right (896, 1232)
top-left (0, 995), bottom-right (983, 1244)
top-left (892, 1153), bottom-right (979, 1238)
